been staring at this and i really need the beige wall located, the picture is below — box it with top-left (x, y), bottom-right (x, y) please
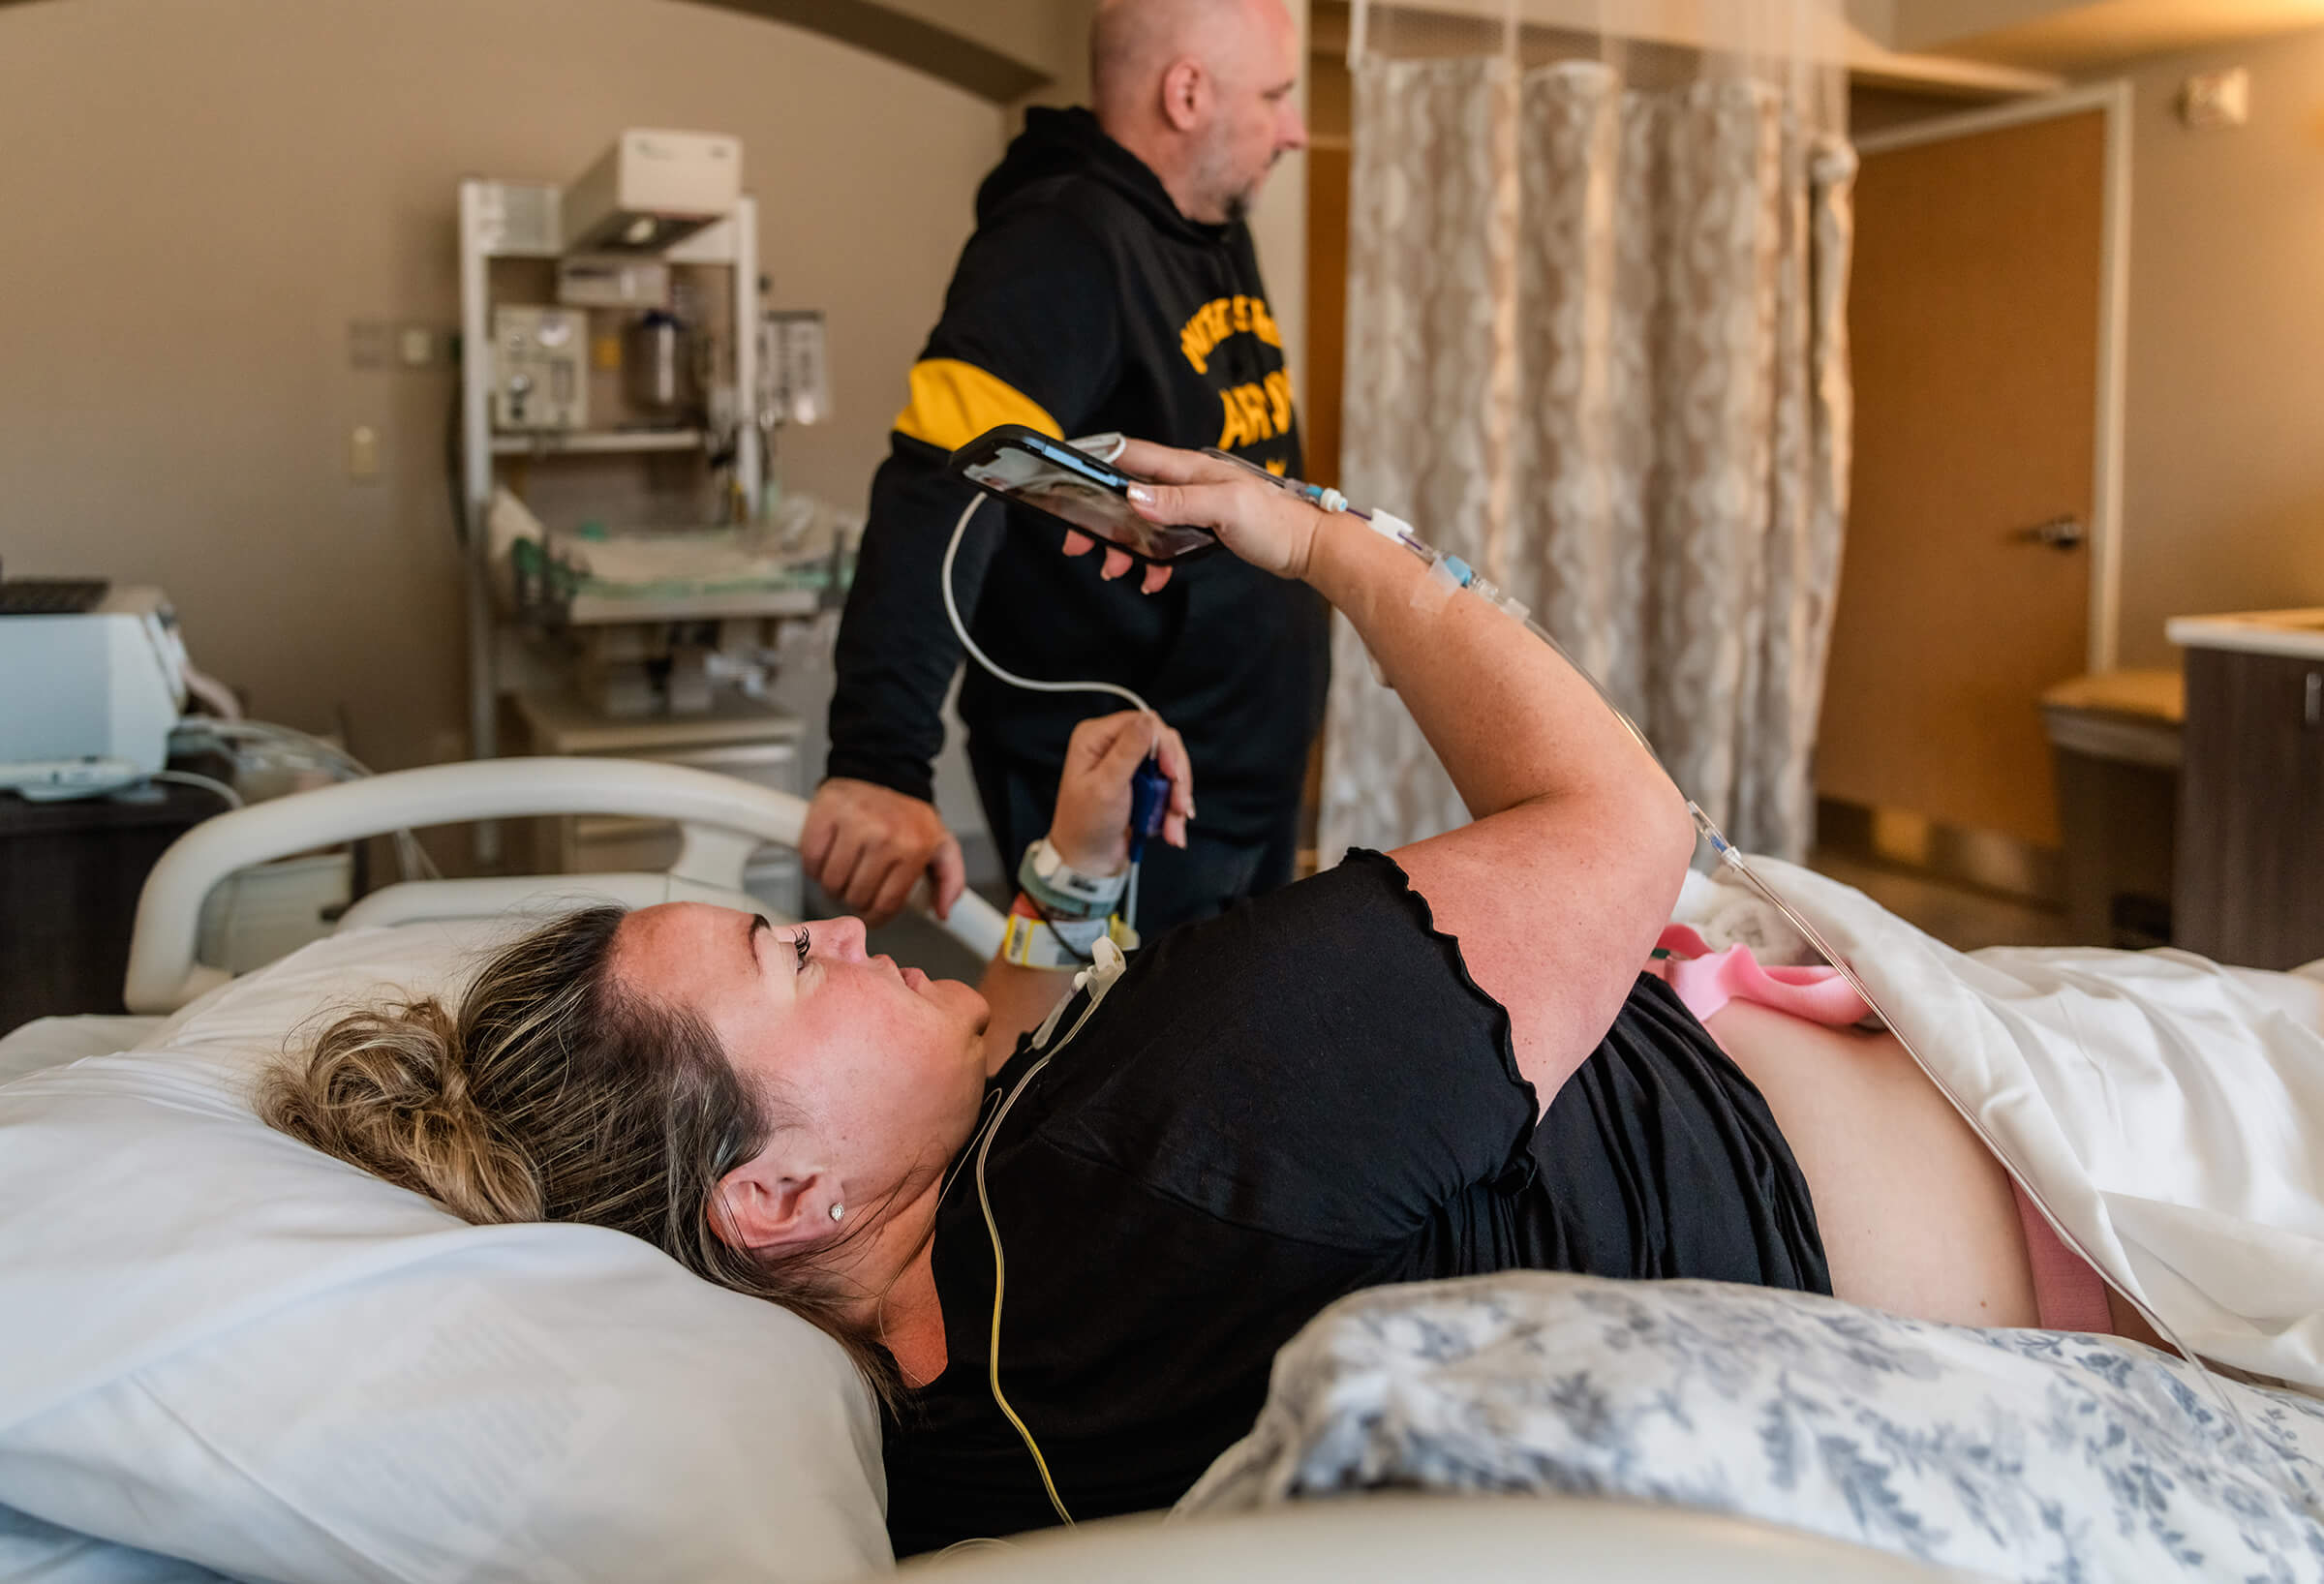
top-left (883, 0), bottom-right (1078, 82)
top-left (1011, 0), bottom-right (1100, 109)
top-left (1257, 0), bottom-right (1312, 404)
top-left (1891, 0), bottom-right (2085, 50)
top-left (0, 0), bottom-right (1004, 776)
top-left (2109, 24), bottom-right (2324, 663)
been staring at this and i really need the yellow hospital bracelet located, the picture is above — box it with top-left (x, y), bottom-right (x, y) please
top-left (998, 902), bottom-right (1139, 969)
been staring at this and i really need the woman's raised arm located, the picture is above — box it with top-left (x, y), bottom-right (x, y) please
top-left (1117, 442), bottom-right (1695, 1107)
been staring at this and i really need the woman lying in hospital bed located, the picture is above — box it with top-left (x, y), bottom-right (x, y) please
top-left (260, 442), bottom-right (2287, 1557)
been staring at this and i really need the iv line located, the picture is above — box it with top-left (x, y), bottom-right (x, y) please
top-left (1356, 506), bottom-right (2288, 1500)
top-left (942, 457), bottom-right (2304, 1524)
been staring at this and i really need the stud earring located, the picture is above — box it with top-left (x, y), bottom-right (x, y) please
top-left (829, 1203), bottom-right (845, 1222)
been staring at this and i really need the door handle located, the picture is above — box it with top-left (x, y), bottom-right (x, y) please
top-left (2307, 671), bottom-right (2320, 729)
top-left (2013, 515), bottom-right (2086, 551)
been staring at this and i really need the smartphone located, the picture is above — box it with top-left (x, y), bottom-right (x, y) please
top-left (948, 424), bottom-right (1217, 564)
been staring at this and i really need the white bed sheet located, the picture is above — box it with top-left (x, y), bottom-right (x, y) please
top-left (1697, 857), bottom-right (2324, 1393)
top-left (0, 1019), bottom-right (162, 1089)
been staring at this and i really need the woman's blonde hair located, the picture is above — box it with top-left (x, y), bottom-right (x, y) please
top-left (258, 905), bottom-right (894, 1395)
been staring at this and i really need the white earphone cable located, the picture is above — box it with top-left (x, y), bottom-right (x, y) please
top-left (941, 493), bottom-right (1153, 719)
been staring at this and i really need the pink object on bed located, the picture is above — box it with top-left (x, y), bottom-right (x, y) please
top-left (2010, 1181), bottom-right (2117, 1333)
top-left (1648, 926), bottom-right (2119, 1336)
top-left (1646, 925), bottom-right (1872, 1027)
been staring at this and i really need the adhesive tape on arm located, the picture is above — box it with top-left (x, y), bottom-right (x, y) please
top-left (1366, 508), bottom-right (1415, 543)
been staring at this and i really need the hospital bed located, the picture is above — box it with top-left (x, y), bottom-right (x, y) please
top-left (3, 758), bottom-right (2285, 1584)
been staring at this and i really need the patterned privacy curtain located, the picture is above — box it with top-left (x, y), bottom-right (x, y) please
top-left (1322, 6), bottom-right (1856, 863)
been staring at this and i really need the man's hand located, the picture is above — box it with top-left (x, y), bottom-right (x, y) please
top-left (800, 778), bottom-right (966, 926)
top-left (1048, 711), bottom-right (1195, 877)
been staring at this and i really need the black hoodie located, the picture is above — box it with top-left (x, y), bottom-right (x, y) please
top-left (826, 107), bottom-right (1330, 847)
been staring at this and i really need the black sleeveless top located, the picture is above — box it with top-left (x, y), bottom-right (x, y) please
top-left (882, 850), bottom-right (1827, 1555)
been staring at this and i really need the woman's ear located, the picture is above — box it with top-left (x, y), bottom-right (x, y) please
top-left (712, 1147), bottom-right (838, 1254)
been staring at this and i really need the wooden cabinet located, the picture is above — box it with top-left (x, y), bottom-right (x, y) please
top-left (2173, 645), bottom-right (2324, 969)
top-left (0, 777), bottom-right (231, 1028)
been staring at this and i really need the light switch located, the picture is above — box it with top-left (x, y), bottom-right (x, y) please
top-left (398, 326), bottom-right (437, 367)
top-left (2180, 68), bottom-right (2250, 129)
top-left (349, 424), bottom-right (381, 481)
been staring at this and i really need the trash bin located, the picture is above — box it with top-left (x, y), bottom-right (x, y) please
top-left (2039, 669), bottom-right (2183, 949)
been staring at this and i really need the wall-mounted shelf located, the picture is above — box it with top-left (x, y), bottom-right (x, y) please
top-left (488, 428), bottom-right (705, 457)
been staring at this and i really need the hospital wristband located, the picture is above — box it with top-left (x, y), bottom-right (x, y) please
top-left (1017, 836), bottom-right (1127, 921)
top-left (999, 896), bottom-right (1138, 969)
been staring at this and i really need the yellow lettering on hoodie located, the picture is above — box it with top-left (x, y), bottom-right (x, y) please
top-left (1263, 370), bottom-right (1294, 433)
top-left (1179, 294), bottom-right (1288, 376)
top-left (1217, 383), bottom-right (1251, 449)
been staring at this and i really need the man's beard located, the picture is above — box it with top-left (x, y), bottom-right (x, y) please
top-left (1221, 147), bottom-right (1287, 224)
top-left (1189, 136), bottom-right (1264, 225)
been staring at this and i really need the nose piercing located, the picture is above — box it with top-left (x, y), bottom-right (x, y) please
top-left (830, 1203), bottom-right (845, 1222)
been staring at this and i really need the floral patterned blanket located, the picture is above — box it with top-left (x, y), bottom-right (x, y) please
top-left (1179, 1273), bottom-right (2324, 1583)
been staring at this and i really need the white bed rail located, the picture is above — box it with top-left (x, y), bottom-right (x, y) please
top-left (124, 757), bottom-right (1005, 1013)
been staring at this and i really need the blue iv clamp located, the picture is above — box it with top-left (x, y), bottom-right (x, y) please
top-left (1128, 754), bottom-right (1172, 863)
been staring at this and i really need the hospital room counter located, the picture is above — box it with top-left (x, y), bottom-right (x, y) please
top-left (2169, 608), bottom-right (2324, 971)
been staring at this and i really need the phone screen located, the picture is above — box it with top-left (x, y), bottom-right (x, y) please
top-left (958, 438), bottom-right (1215, 562)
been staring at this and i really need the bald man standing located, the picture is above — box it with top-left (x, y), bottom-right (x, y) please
top-left (807, 0), bottom-right (1323, 943)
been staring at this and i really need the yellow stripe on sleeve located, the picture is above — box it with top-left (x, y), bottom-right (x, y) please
top-left (892, 358), bottom-right (1062, 450)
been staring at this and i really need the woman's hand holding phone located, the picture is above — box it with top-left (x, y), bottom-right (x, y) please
top-left (1064, 441), bottom-right (1326, 594)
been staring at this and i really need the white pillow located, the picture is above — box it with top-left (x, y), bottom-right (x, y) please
top-left (0, 1497), bottom-right (227, 1584)
top-left (0, 922), bottom-right (891, 1584)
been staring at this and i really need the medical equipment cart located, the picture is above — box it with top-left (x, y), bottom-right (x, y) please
top-left (505, 687), bottom-right (804, 921)
top-left (456, 166), bottom-right (767, 864)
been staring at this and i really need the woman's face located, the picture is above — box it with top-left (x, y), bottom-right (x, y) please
top-left (611, 902), bottom-right (991, 1221)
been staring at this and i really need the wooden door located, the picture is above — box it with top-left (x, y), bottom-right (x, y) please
top-left (1304, 143), bottom-right (1350, 489)
top-left (1818, 107), bottom-right (2109, 849)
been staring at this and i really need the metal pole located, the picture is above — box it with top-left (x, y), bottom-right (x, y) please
top-left (458, 180), bottom-right (503, 867)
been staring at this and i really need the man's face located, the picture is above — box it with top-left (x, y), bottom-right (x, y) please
top-left (1189, 0), bottom-right (1306, 223)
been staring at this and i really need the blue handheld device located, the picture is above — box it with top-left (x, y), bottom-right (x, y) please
top-left (1128, 754), bottom-right (1171, 863)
